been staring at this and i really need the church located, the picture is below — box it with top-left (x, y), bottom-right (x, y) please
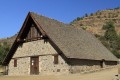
top-left (3, 12), bottom-right (118, 75)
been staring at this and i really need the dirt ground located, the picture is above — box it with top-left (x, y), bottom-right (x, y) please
top-left (0, 67), bottom-right (119, 80)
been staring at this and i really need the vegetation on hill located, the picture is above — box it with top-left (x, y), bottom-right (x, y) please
top-left (71, 7), bottom-right (120, 35)
top-left (0, 34), bottom-right (16, 65)
top-left (0, 42), bottom-right (10, 64)
top-left (97, 21), bottom-right (120, 58)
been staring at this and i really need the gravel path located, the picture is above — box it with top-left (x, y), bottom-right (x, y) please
top-left (0, 68), bottom-right (118, 80)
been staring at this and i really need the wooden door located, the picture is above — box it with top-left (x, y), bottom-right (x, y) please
top-left (100, 61), bottom-right (103, 68)
top-left (30, 56), bottom-right (39, 75)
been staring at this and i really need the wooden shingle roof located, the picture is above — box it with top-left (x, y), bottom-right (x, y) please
top-left (30, 12), bottom-right (118, 61)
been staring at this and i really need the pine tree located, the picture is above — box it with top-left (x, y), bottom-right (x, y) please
top-left (103, 21), bottom-right (117, 41)
top-left (85, 13), bottom-right (88, 17)
top-left (102, 21), bottom-right (120, 58)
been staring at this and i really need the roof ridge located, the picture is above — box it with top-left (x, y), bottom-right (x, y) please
top-left (30, 12), bottom-right (71, 27)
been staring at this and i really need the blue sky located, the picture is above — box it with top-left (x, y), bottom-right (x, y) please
top-left (0, 0), bottom-right (120, 38)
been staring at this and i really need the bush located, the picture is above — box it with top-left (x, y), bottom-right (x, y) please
top-left (112, 50), bottom-right (120, 58)
top-left (102, 21), bottom-right (117, 41)
top-left (101, 21), bottom-right (120, 58)
top-left (81, 26), bottom-right (87, 30)
top-left (85, 13), bottom-right (88, 17)
top-left (0, 42), bottom-right (10, 64)
top-left (97, 16), bottom-right (100, 18)
top-left (90, 13), bottom-right (93, 16)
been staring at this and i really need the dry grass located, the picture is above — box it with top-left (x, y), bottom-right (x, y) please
top-left (0, 67), bottom-right (118, 80)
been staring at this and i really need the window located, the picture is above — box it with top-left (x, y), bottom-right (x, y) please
top-left (14, 59), bottom-right (17, 67)
top-left (53, 54), bottom-right (58, 64)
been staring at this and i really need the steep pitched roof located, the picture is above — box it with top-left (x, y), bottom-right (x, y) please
top-left (3, 12), bottom-right (118, 65)
top-left (30, 12), bottom-right (118, 61)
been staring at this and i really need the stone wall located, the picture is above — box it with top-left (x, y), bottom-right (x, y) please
top-left (39, 55), bottom-right (69, 75)
top-left (68, 59), bottom-right (101, 73)
top-left (8, 40), bottom-right (69, 75)
top-left (9, 57), bottom-right (30, 75)
top-left (68, 59), bottom-right (117, 74)
top-left (13, 40), bottom-right (57, 58)
top-left (8, 39), bottom-right (117, 75)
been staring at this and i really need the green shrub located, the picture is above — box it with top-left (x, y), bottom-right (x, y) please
top-left (0, 42), bottom-right (10, 64)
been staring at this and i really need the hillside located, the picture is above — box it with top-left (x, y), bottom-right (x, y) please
top-left (71, 8), bottom-right (120, 36)
top-left (0, 34), bottom-right (17, 64)
top-left (0, 34), bottom-right (17, 46)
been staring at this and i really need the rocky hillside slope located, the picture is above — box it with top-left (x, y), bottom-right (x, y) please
top-left (71, 8), bottom-right (120, 36)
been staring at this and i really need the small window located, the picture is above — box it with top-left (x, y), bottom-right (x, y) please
top-left (14, 59), bottom-right (17, 67)
top-left (53, 54), bottom-right (58, 64)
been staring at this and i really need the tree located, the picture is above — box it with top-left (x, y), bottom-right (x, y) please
top-left (114, 7), bottom-right (120, 10)
top-left (112, 50), bottom-right (120, 58)
top-left (102, 21), bottom-right (117, 41)
top-left (85, 13), bottom-right (88, 17)
top-left (73, 17), bottom-right (83, 21)
top-left (90, 13), bottom-right (93, 16)
top-left (76, 17), bottom-right (81, 21)
top-left (102, 21), bottom-right (120, 58)
top-left (0, 42), bottom-right (10, 64)
top-left (116, 34), bottom-right (120, 49)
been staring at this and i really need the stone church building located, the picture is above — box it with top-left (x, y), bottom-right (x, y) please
top-left (3, 12), bottom-right (118, 75)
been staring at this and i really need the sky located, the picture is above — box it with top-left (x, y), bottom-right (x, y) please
top-left (0, 0), bottom-right (120, 38)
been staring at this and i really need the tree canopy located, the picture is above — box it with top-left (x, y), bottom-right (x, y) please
top-left (101, 21), bottom-right (120, 58)
top-left (102, 21), bottom-right (118, 41)
top-left (0, 42), bottom-right (10, 64)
